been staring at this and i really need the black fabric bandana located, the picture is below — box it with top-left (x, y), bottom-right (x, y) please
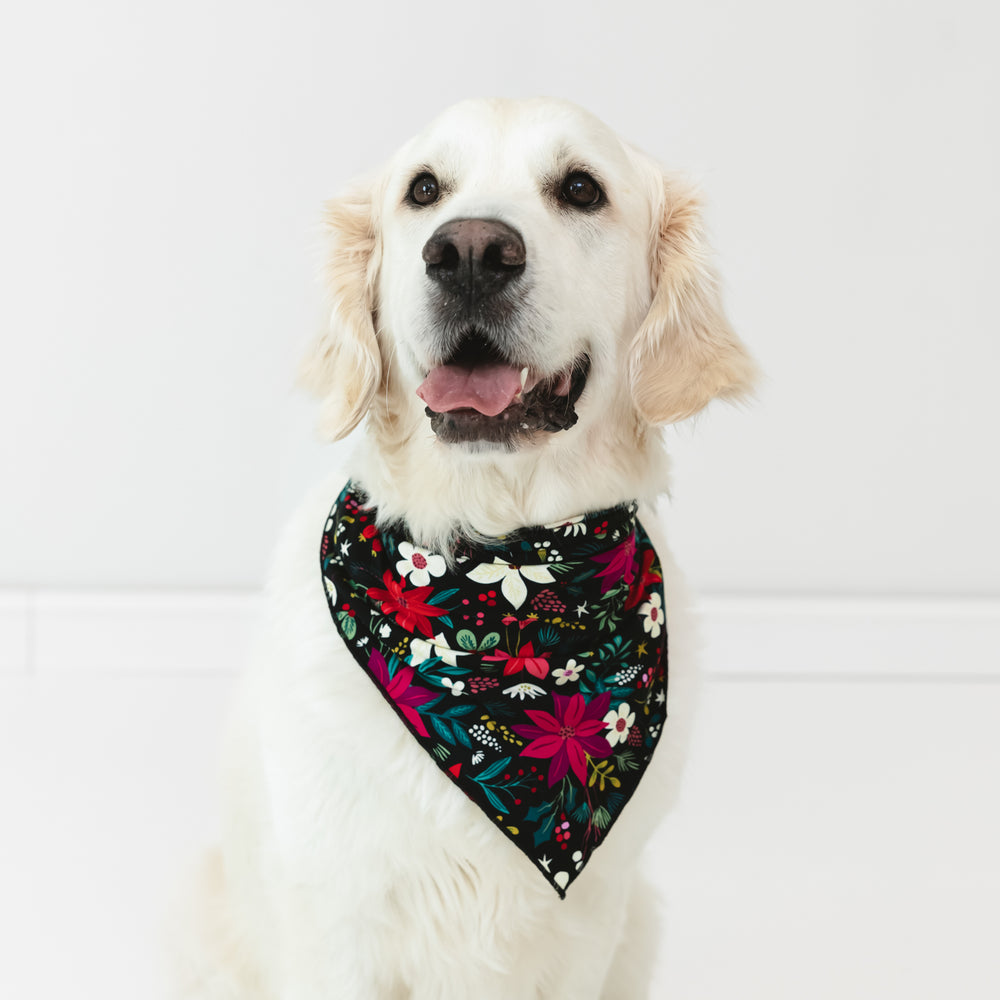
top-left (320, 481), bottom-right (668, 897)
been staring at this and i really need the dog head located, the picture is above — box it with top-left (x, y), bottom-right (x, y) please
top-left (303, 98), bottom-right (756, 456)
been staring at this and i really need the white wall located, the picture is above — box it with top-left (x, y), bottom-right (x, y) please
top-left (2, 0), bottom-right (998, 596)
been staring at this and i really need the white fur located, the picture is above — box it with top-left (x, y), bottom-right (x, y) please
top-left (174, 98), bottom-right (755, 999)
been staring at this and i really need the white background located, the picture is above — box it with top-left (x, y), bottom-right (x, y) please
top-left (2, 0), bottom-right (997, 595)
top-left (1, 2), bottom-right (998, 999)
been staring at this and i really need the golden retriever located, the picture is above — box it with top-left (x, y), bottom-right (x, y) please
top-left (178, 96), bottom-right (755, 1000)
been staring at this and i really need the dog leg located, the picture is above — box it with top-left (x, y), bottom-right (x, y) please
top-left (599, 877), bottom-right (660, 1000)
top-left (168, 849), bottom-right (270, 1000)
top-left (274, 894), bottom-right (412, 1000)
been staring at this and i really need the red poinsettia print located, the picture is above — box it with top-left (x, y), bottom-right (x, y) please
top-left (366, 570), bottom-right (448, 638)
top-left (322, 483), bottom-right (669, 899)
top-left (366, 649), bottom-right (438, 738)
top-left (625, 546), bottom-right (663, 610)
top-left (513, 692), bottom-right (614, 786)
top-left (483, 641), bottom-right (551, 679)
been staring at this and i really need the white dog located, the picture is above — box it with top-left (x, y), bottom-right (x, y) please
top-left (179, 97), bottom-right (756, 1000)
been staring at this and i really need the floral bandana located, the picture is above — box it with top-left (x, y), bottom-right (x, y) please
top-left (320, 481), bottom-right (668, 898)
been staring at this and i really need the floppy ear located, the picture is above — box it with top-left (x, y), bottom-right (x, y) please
top-left (299, 181), bottom-right (382, 441)
top-left (629, 176), bottom-right (758, 424)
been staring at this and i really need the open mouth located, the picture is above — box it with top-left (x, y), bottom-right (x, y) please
top-left (416, 332), bottom-right (590, 446)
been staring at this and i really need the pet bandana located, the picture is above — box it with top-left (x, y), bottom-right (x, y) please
top-left (320, 482), bottom-right (668, 897)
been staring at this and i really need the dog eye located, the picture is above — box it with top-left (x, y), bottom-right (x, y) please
top-left (560, 171), bottom-right (602, 208)
top-left (408, 173), bottom-right (440, 206)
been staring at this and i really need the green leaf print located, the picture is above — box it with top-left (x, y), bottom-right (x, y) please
top-left (456, 629), bottom-right (478, 651)
top-left (337, 611), bottom-right (357, 641)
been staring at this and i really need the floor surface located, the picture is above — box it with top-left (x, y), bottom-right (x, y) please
top-left (2, 672), bottom-right (998, 999)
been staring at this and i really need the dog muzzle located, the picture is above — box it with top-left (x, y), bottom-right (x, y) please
top-left (320, 482), bottom-right (668, 897)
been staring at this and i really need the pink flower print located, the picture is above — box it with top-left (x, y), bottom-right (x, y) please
top-left (366, 649), bottom-right (438, 738)
top-left (512, 692), bottom-right (613, 786)
top-left (591, 531), bottom-right (637, 593)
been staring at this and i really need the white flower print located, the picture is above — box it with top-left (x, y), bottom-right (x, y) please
top-left (503, 682), bottom-right (546, 701)
top-left (471, 750), bottom-right (485, 765)
top-left (441, 677), bottom-right (466, 696)
top-left (466, 557), bottom-right (555, 609)
top-left (543, 514), bottom-right (586, 537)
top-left (603, 702), bottom-right (636, 746)
top-left (409, 632), bottom-right (469, 667)
top-left (551, 659), bottom-right (583, 685)
top-left (638, 591), bottom-right (664, 638)
top-left (379, 623), bottom-right (392, 639)
top-left (533, 540), bottom-right (563, 563)
top-left (395, 541), bottom-right (446, 587)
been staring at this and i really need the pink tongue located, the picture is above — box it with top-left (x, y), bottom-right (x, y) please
top-left (417, 362), bottom-right (524, 417)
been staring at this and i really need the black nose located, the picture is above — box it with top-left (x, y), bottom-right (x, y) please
top-left (422, 218), bottom-right (526, 299)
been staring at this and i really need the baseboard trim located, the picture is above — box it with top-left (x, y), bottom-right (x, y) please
top-left (699, 595), bottom-right (1000, 679)
top-left (0, 590), bottom-right (997, 678)
top-left (1, 590), bottom-right (263, 676)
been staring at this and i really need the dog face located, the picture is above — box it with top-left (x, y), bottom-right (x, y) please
top-left (304, 98), bottom-right (756, 453)
top-left (376, 99), bottom-right (658, 448)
